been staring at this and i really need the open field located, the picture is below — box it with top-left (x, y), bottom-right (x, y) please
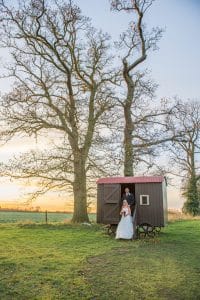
top-left (0, 209), bottom-right (199, 224)
top-left (0, 219), bottom-right (200, 299)
top-left (0, 211), bottom-right (96, 224)
top-left (168, 210), bottom-right (200, 221)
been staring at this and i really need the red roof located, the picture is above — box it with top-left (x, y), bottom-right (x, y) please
top-left (96, 176), bottom-right (165, 184)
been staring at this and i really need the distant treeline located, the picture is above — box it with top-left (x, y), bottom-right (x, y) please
top-left (0, 208), bottom-right (96, 214)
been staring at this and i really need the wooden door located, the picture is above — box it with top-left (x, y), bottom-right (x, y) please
top-left (103, 184), bottom-right (121, 224)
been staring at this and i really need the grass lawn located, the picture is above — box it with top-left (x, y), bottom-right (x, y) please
top-left (0, 220), bottom-right (200, 299)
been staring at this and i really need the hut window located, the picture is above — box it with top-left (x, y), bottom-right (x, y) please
top-left (140, 195), bottom-right (150, 205)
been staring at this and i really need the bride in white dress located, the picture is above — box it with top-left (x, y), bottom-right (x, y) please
top-left (116, 200), bottom-right (134, 239)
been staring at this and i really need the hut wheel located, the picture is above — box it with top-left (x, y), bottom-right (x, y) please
top-left (155, 226), bottom-right (162, 233)
top-left (137, 223), bottom-right (156, 238)
top-left (106, 224), bottom-right (117, 236)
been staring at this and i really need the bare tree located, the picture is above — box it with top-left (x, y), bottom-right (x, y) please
top-left (167, 100), bottom-right (200, 215)
top-left (168, 101), bottom-right (200, 178)
top-left (110, 0), bottom-right (178, 176)
top-left (0, 0), bottom-right (117, 222)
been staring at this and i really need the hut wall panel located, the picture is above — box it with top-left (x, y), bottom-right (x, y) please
top-left (135, 183), bottom-right (164, 227)
top-left (97, 184), bottom-right (104, 223)
top-left (162, 180), bottom-right (168, 225)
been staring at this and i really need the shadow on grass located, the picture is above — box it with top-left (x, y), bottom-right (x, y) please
top-left (16, 222), bottom-right (102, 231)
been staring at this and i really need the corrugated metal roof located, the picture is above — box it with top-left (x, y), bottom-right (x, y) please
top-left (96, 176), bottom-right (165, 184)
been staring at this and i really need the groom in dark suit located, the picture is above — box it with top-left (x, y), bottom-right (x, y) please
top-left (121, 187), bottom-right (135, 215)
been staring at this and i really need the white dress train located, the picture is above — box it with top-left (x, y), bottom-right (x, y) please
top-left (115, 207), bottom-right (134, 239)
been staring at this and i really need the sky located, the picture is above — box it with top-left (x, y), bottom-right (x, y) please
top-left (0, 0), bottom-right (200, 211)
top-left (75, 0), bottom-right (200, 100)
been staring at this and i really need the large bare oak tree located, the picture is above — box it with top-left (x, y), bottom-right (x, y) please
top-left (0, 0), bottom-right (117, 222)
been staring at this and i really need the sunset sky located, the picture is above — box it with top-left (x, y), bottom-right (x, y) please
top-left (0, 0), bottom-right (200, 211)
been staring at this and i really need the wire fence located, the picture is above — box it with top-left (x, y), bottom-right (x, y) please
top-left (0, 211), bottom-right (96, 224)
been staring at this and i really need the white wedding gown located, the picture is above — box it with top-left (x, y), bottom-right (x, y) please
top-left (115, 207), bottom-right (134, 239)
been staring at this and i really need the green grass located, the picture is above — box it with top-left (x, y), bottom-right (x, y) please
top-left (0, 211), bottom-right (96, 223)
top-left (0, 220), bottom-right (200, 299)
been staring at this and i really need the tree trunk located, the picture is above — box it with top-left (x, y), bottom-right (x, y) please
top-left (124, 116), bottom-right (134, 176)
top-left (183, 142), bottom-right (200, 216)
top-left (123, 77), bottom-right (134, 177)
top-left (72, 156), bottom-right (89, 223)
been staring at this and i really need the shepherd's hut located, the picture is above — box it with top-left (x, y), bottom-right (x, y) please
top-left (96, 176), bottom-right (167, 234)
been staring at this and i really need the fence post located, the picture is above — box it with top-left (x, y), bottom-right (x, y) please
top-left (45, 210), bottom-right (48, 224)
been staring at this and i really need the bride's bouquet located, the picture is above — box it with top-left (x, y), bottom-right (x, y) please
top-left (122, 207), bottom-right (127, 217)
